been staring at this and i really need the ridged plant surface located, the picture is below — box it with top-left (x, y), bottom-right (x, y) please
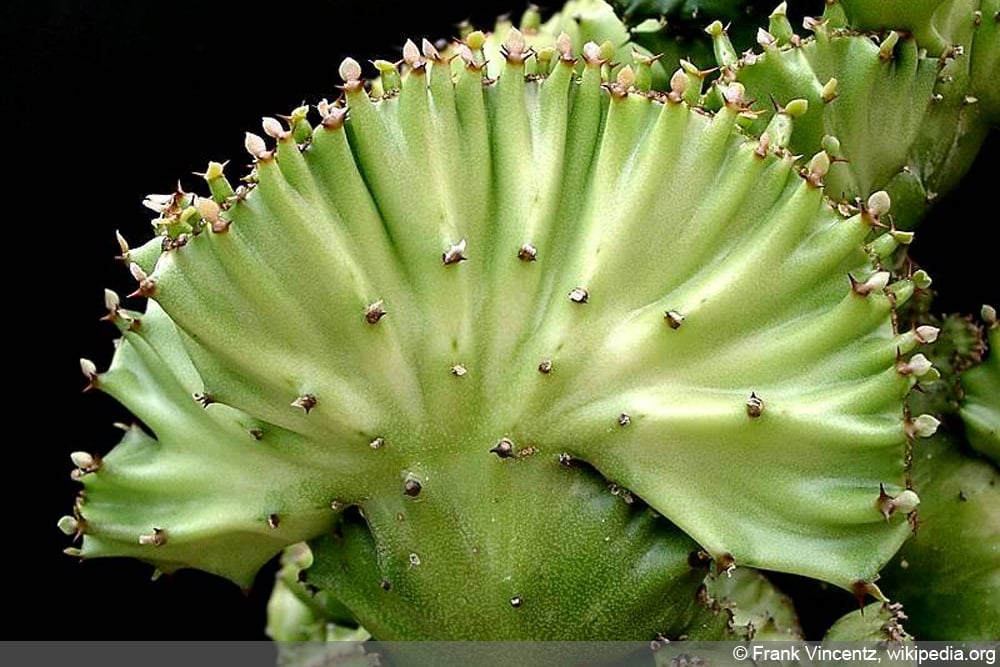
top-left (70, 32), bottom-right (942, 639)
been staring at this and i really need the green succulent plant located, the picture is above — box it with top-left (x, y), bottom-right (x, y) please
top-left (65, 0), bottom-right (998, 644)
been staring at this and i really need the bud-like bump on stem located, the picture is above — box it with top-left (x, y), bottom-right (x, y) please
top-left (57, 515), bottom-right (80, 537)
top-left (291, 394), bottom-right (318, 414)
top-left (244, 132), bottom-right (270, 161)
top-left (757, 28), bottom-right (777, 47)
top-left (906, 414), bottom-right (941, 439)
top-left (451, 364), bottom-right (468, 377)
top-left (914, 326), bottom-right (940, 344)
top-left (806, 151), bottom-right (830, 187)
top-left (897, 353), bottom-right (933, 377)
top-left (402, 39), bottom-right (426, 71)
top-left (912, 270), bottom-right (932, 290)
top-left (568, 287), bottom-right (589, 303)
top-left (879, 31), bottom-right (900, 60)
top-left (70, 451), bottom-right (99, 473)
top-left (139, 528), bottom-right (167, 546)
top-left (555, 32), bottom-right (573, 62)
top-left (128, 262), bottom-right (156, 298)
top-left (983, 305), bottom-right (997, 327)
top-left (665, 310), bottom-right (685, 329)
top-left (618, 413), bottom-right (631, 427)
top-left (850, 271), bottom-right (890, 296)
top-left (369, 437), bottom-right (385, 450)
top-left (582, 42), bottom-right (603, 67)
top-left (501, 28), bottom-right (530, 64)
top-left (403, 478), bottom-right (422, 497)
top-left (442, 239), bottom-right (468, 265)
top-left (609, 66), bottom-right (635, 97)
top-left (365, 300), bottom-right (387, 324)
top-left (80, 358), bottom-right (98, 387)
top-left (877, 484), bottom-right (920, 521)
top-left (197, 196), bottom-right (229, 233)
top-left (538, 359), bottom-right (553, 374)
top-left (104, 288), bottom-right (121, 314)
top-left (821, 78), bottom-right (839, 103)
top-left (490, 438), bottom-right (515, 459)
top-left (518, 243), bottom-right (537, 262)
top-left (262, 116), bottom-right (289, 141)
top-left (746, 392), bottom-right (764, 418)
top-left (421, 39), bottom-right (441, 63)
top-left (339, 57), bottom-right (363, 91)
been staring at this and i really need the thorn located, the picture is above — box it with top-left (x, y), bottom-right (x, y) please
top-left (249, 428), bottom-right (264, 440)
top-left (664, 310), bottom-right (686, 329)
top-left (404, 478), bottom-right (422, 497)
top-left (291, 394), bottom-right (318, 414)
top-left (568, 287), bottom-right (589, 304)
top-left (716, 553), bottom-right (736, 577)
top-left (852, 580), bottom-right (887, 608)
top-left (267, 513), bottom-right (280, 529)
top-left (537, 359), bottom-right (553, 374)
top-left (746, 392), bottom-right (764, 418)
top-left (490, 438), bottom-right (515, 459)
top-left (442, 239), bottom-right (468, 265)
top-left (380, 578), bottom-right (392, 591)
top-left (365, 299), bottom-right (387, 324)
top-left (518, 243), bottom-right (538, 262)
top-left (138, 527), bottom-right (167, 546)
top-left (128, 263), bottom-right (156, 298)
top-left (618, 413), bottom-right (631, 427)
top-left (63, 547), bottom-right (83, 558)
top-left (193, 392), bottom-right (215, 408)
top-left (451, 363), bottom-right (468, 377)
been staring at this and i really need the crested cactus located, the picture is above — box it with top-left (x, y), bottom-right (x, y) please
top-left (66, 0), bottom-right (998, 643)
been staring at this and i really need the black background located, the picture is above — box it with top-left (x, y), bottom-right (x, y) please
top-left (5, 0), bottom-right (996, 640)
